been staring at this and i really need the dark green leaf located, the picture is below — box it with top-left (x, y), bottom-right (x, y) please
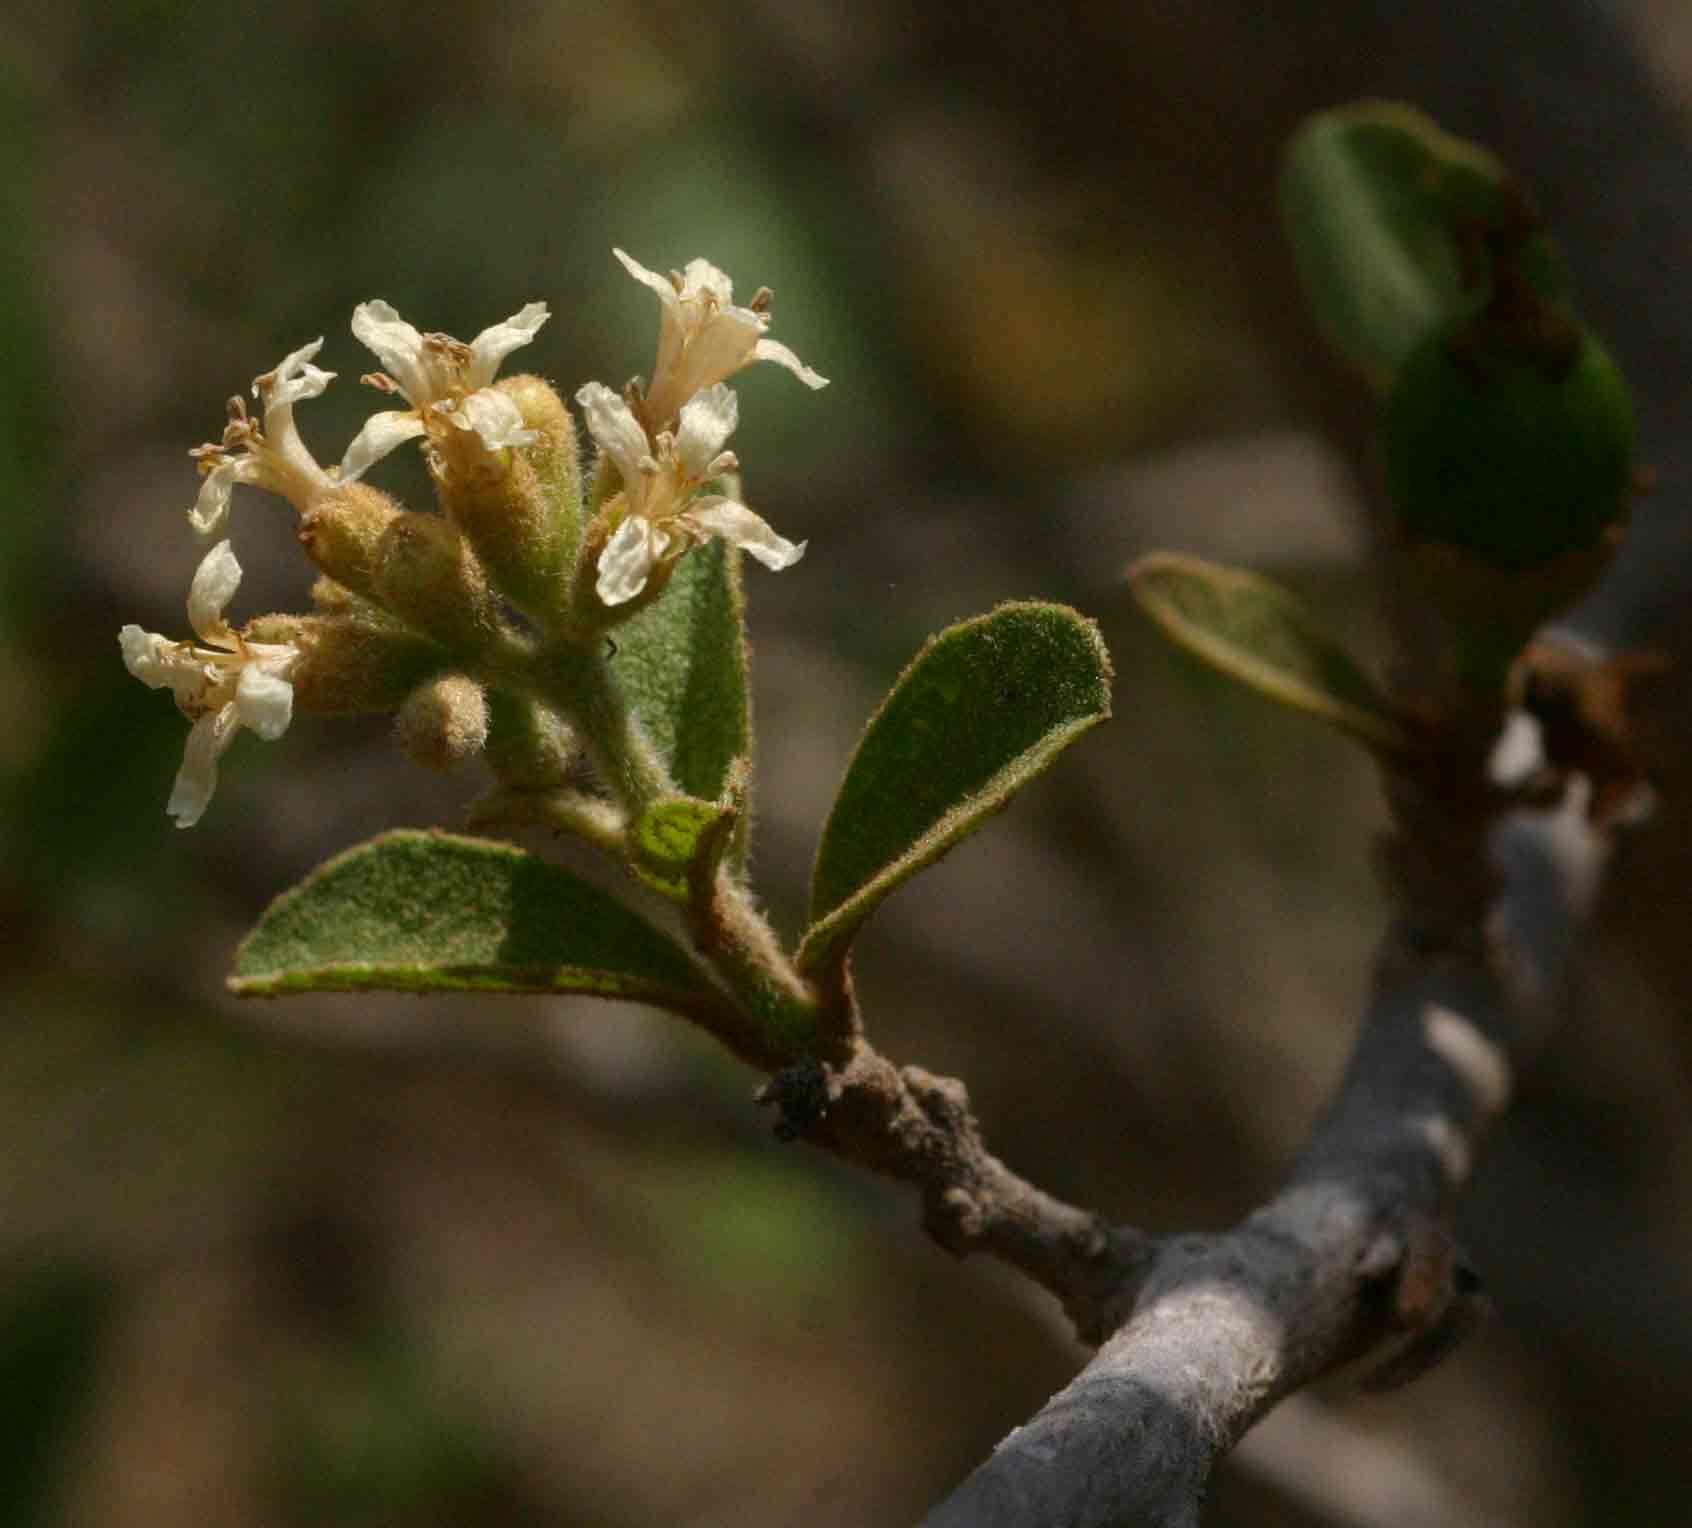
top-left (613, 538), bottom-right (749, 802)
top-left (1129, 552), bottom-right (1408, 750)
top-left (799, 603), bottom-right (1111, 975)
top-left (1280, 100), bottom-right (1572, 389)
top-left (231, 830), bottom-right (719, 1011)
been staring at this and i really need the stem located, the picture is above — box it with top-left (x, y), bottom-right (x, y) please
top-left (523, 639), bottom-right (671, 811)
top-left (692, 872), bottom-right (819, 1067)
top-left (508, 637), bottom-right (820, 1060)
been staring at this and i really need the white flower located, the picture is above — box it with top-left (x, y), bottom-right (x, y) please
top-left (614, 249), bottom-right (827, 429)
top-left (576, 381), bottom-right (806, 606)
top-left (340, 300), bottom-right (549, 479)
top-left (188, 339), bottom-right (339, 537)
top-left (120, 541), bottom-right (298, 829)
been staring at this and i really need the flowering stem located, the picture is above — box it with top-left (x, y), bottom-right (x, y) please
top-left (524, 639), bottom-right (670, 811)
top-left (498, 635), bottom-right (820, 1061)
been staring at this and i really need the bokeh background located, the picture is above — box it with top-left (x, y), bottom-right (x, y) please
top-left (8, 2), bottom-right (1692, 1523)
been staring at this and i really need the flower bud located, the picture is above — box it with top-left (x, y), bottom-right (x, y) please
top-left (373, 511), bottom-right (503, 654)
top-left (438, 374), bottom-right (583, 630)
top-left (246, 613), bottom-right (449, 715)
top-left (297, 483), bottom-right (403, 599)
top-left (395, 674), bottom-right (490, 771)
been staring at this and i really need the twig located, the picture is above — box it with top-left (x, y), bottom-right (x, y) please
top-left (919, 749), bottom-right (1603, 1525)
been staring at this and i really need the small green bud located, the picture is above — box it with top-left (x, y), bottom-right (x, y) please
top-left (438, 374), bottom-right (583, 630)
top-left (1384, 321), bottom-right (1635, 569)
top-left (297, 484), bottom-right (403, 599)
top-left (373, 511), bottom-right (504, 655)
top-left (246, 613), bottom-right (449, 716)
top-left (394, 673), bottom-right (490, 771)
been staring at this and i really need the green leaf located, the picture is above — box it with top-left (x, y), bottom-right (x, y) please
top-left (231, 830), bottom-right (719, 1011)
top-left (613, 538), bottom-right (749, 802)
top-left (1128, 552), bottom-right (1408, 750)
top-left (799, 603), bottom-right (1112, 975)
top-left (630, 794), bottom-right (734, 901)
top-left (1280, 100), bottom-right (1572, 389)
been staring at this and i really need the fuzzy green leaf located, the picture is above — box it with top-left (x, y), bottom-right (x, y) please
top-left (1129, 552), bottom-right (1408, 750)
top-left (1280, 100), bottom-right (1572, 390)
top-left (613, 538), bottom-right (749, 802)
top-left (798, 603), bottom-right (1112, 975)
top-left (231, 830), bottom-right (717, 1011)
top-left (631, 795), bottom-right (733, 901)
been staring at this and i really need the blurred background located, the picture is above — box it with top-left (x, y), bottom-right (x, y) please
top-left (7, 1), bottom-right (1692, 1522)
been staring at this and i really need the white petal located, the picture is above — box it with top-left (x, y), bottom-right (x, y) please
top-left (754, 336), bottom-right (829, 390)
top-left (680, 258), bottom-right (735, 303)
top-left (682, 307), bottom-right (763, 381)
top-left (614, 248), bottom-right (681, 309)
top-left (187, 540), bottom-right (242, 643)
top-left (451, 388), bottom-right (538, 451)
top-left (351, 300), bottom-right (428, 400)
top-left (188, 457), bottom-right (256, 538)
top-left (235, 663), bottom-right (294, 741)
top-left (258, 337), bottom-right (334, 412)
top-left (575, 382), bottom-right (651, 484)
top-left (674, 384), bottom-right (738, 476)
top-left (120, 625), bottom-right (175, 688)
top-left (339, 409), bottom-right (427, 481)
top-left (466, 302), bottom-right (549, 388)
top-left (121, 626), bottom-right (212, 710)
top-left (686, 498), bottom-right (806, 571)
top-left (167, 708), bottom-right (237, 828)
top-left (596, 516), bottom-right (661, 606)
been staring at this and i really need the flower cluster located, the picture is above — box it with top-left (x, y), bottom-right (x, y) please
top-left (122, 251), bottom-right (825, 826)
top-left (579, 250), bottom-right (827, 605)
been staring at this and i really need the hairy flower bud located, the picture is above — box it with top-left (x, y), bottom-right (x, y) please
top-left (246, 612), bottom-right (450, 716)
top-left (297, 483), bottom-right (403, 600)
top-left (373, 511), bottom-right (503, 654)
top-left (395, 674), bottom-right (490, 771)
top-left (438, 374), bottom-right (582, 630)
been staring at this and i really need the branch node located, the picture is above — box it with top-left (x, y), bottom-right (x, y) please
top-left (755, 1059), bottom-right (831, 1142)
top-left (1357, 1218), bottom-right (1488, 1392)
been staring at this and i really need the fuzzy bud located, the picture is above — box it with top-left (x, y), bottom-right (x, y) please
top-left (434, 374), bottom-right (581, 632)
top-left (297, 483), bottom-right (403, 600)
top-left (244, 613), bottom-right (447, 715)
top-left (373, 511), bottom-right (503, 655)
top-left (395, 674), bottom-right (490, 771)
